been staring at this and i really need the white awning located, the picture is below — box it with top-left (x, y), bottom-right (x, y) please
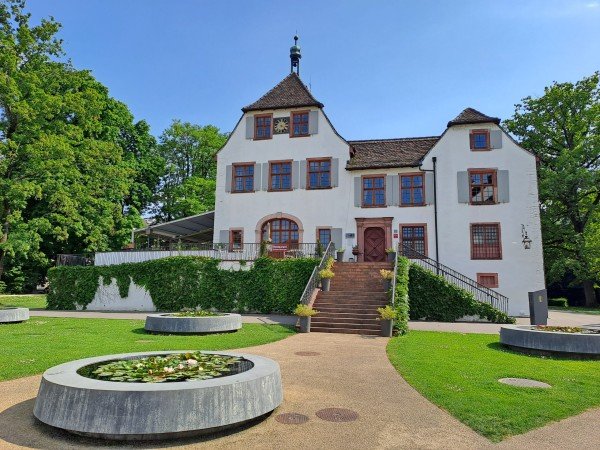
top-left (135, 211), bottom-right (214, 243)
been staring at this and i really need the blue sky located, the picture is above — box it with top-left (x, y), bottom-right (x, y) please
top-left (27, 0), bottom-right (600, 140)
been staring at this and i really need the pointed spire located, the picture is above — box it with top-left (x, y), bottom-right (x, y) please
top-left (290, 35), bottom-right (301, 75)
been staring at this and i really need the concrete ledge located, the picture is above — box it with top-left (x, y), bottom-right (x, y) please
top-left (0, 307), bottom-right (29, 323)
top-left (33, 351), bottom-right (283, 440)
top-left (500, 325), bottom-right (600, 359)
top-left (144, 313), bottom-right (242, 334)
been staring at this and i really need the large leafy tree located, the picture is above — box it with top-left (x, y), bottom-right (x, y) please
top-left (0, 0), bottom-right (158, 291)
top-left (154, 120), bottom-right (226, 221)
top-left (505, 73), bottom-right (600, 307)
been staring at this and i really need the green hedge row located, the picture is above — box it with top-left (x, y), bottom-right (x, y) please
top-left (407, 263), bottom-right (514, 324)
top-left (47, 256), bottom-right (318, 314)
top-left (548, 297), bottom-right (568, 307)
top-left (393, 257), bottom-right (410, 335)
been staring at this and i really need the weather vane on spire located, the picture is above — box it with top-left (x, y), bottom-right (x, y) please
top-left (290, 35), bottom-right (301, 76)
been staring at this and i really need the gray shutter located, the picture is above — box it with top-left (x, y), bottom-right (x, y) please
top-left (245, 116), bottom-right (254, 139)
top-left (490, 130), bottom-right (502, 149)
top-left (219, 230), bottom-right (229, 244)
top-left (332, 228), bottom-right (343, 250)
top-left (497, 170), bottom-right (509, 203)
top-left (385, 175), bottom-right (395, 206)
top-left (292, 160), bottom-right (300, 189)
top-left (331, 158), bottom-right (339, 187)
top-left (261, 163), bottom-right (269, 190)
top-left (299, 160), bottom-right (307, 189)
top-left (457, 171), bottom-right (469, 203)
top-left (354, 177), bottom-right (362, 207)
top-left (425, 172), bottom-right (435, 205)
top-left (253, 163), bottom-right (261, 191)
top-left (225, 165), bottom-right (232, 193)
top-left (391, 174), bottom-right (399, 206)
top-left (308, 110), bottom-right (319, 135)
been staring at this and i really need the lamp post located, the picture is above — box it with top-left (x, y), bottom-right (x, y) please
top-left (521, 224), bottom-right (532, 249)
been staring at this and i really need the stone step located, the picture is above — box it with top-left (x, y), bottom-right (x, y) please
top-left (314, 311), bottom-right (380, 319)
top-left (310, 327), bottom-right (381, 336)
top-left (311, 317), bottom-right (380, 326)
top-left (314, 301), bottom-right (387, 308)
top-left (314, 306), bottom-right (382, 314)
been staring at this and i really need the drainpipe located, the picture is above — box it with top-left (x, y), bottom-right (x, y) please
top-left (419, 157), bottom-right (439, 271)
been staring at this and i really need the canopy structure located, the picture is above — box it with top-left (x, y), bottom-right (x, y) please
top-left (134, 211), bottom-right (215, 244)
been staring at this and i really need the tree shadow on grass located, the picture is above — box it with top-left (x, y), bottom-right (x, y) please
top-left (0, 398), bottom-right (273, 449)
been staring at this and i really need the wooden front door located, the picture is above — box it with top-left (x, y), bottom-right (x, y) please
top-left (364, 227), bottom-right (386, 262)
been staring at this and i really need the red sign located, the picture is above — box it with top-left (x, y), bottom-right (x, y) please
top-left (393, 233), bottom-right (399, 238)
top-left (272, 244), bottom-right (288, 252)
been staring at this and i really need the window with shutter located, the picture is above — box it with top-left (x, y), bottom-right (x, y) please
top-left (254, 114), bottom-right (272, 140)
top-left (469, 169), bottom-right (497, 205)
top-left (269, 161), bottom-right (293, 191)
top-left (400, 173), bottom-right (425, 206)
top-left (290, 111), bottom-right (309, 137)
top-left (470, 129), bottom-right (490, 151)
top-left (362, 176), bottom-right (386, 207)
top-left (232, 163), bottom-right (254, 193)
top-left (307, 158), bottom-right (331, 189)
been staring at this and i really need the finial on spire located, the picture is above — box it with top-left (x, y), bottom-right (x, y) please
top-left (290, 35), bottom-right (301, 76)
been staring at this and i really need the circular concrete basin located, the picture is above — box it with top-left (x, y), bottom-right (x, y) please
top-left (144, 313), bottom-right (242, 334)
top-left (500, 325), bottom-right (600, 359)
top-left (33, 351), bottom-right (282, 440)
top-left (0, 307), bottom-right (29, 323)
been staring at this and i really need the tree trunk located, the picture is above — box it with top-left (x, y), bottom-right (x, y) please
top-left (0, 249), bottom-right (5, 282)
top-left (582, 280), bottom-right (598, 308)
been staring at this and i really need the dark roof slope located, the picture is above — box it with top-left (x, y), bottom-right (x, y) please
top-left (346, 137), bottom-right (440, 170)
top-left (447, 107), bottom-right (500, 127)
top-left (242, 73), bottom-right (324, 112)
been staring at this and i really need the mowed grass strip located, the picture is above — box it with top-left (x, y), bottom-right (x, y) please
top-left (387, 331), bottom-right (600, 442)
top-left (0, 317), bottom-right (294, 381)
top-left (0, 294), bottom-right (47, 309)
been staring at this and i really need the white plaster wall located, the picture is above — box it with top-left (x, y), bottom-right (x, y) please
top-left (83, 277), bottom-right (155, 311)
top-left (422, 125), bottom-right (546, 316)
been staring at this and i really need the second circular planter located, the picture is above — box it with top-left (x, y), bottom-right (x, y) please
top-left (145, 313), bottom-right (242, 334)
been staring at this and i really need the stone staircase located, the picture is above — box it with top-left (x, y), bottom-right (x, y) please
top-left (311, 262), bottom-right (392, 335)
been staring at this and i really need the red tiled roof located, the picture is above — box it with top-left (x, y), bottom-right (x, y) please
top-left (242, 73), bottom-right (324, 112)
top-left (346, 137), bottom-right (440, 170)
top-left (447, 108), bottom-right (500, 127)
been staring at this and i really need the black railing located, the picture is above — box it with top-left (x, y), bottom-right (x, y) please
top-left (399, 243), bottom-right (509, 314)
top-left (300, 242), bottom-right (335, 305)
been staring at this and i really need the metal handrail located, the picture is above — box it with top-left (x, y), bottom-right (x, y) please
top-left (299, 241), bottom-right (335, 305)
top-left (390, 246), bottom-right (399, 306)
top-left (399, 243), bottom-right (509, 314)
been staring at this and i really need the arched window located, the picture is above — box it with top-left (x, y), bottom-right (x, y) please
top-left (261, 219), bottom-right (299, 244)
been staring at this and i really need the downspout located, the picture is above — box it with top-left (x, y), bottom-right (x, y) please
top-left (419, 157), bottom-right (439, 269)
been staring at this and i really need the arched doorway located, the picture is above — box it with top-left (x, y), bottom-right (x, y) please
top-left (363, 227), bottom-right (386, 262)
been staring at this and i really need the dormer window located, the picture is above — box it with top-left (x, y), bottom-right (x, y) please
top-left (470, 129), bottom-right (490, 151)
top-left (254, 114), bottom-right (272, 140)
top-left (291, 111), bottom-right (309, 137)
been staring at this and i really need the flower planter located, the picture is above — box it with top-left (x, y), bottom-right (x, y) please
top-left (299, 316), bottom-right (311, 333)
top-left (145, 313), bottom-right (242, 334)
top-left (383, 279), bottom-right (392, 291)
top-left (0, 307), bottom-right (29, 324)
top-left (321, 278), bottom-right (331, 292)
top-left (336, 251), bottom-right (344, 263)
top-left (386, 252), bottom-right (397, 263)
top-left (380, 319), bottom-right (394, 337)
top-left (33, 351), bottom-right (283, 440)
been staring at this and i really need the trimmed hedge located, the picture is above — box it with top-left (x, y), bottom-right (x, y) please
top-left (393, 257), bottom-right (410, 335)
top-left (548, 297), bottom-right (568, 308)
top-left (407, 263), bottom-right (514, 324)
top-left (47, 256), bottom-right (318, 314)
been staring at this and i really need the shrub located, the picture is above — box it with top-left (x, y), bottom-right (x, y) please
top-left (548, 297), bottom-right (568, 307)
top-left (380, 269), bottom-right (394, 280)
top-left (377, 305), bottom-right (397, 320)
top-left (393, 256), bottom-right (410, 335)
top-left (0, 281), bottom-right (5, 294)
top-left (319, 268), bottom-right (334, 279)
top-left (47, 256), bottom-right (318, 314)
top-left (294, 304), bottom-right (318, 317)
top-left (407, 263), bottom-right (514, 324)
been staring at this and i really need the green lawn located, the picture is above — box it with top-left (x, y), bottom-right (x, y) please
top-left (0, 294), bottom-right (47, 309)
top-left (0, 317), bottom-right (294, 381)
top-left (550, 306), bottom-right (600, 315)
top-left (387, 331), bottom-right (600, 442)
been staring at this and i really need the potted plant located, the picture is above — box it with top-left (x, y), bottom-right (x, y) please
top-left (336, 247), bottom-right (345, 263)
top-left (352, 245), bottom-right (359, 256)
top-left (294, 304), bottom-right (318, 333)
top-left (386, 247), bottom-right (397, 263)
top-left (377, 305), bottom-right (397, 337)
top-left (380, 269), bottom-right (394, 291)
top-left (319, 266), bottom-right (335, 291)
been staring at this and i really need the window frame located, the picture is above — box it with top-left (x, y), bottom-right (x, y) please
top-left (468, 168), bottom-right (497, 205)
top-left (268, 159), bottom-right (293, 192)
top-left (361, 175), bottom-right (386, 208)
top-left (316, 227), bottom-right (332, 246)
top-left (470, 129), bottom-right (491, 151)
top-left (290, 110), bottom-right (310, 138)
top-left (231, 162), bottom-right (255, 193)
top-left (400, 172), bottom-right (426, 207)
top-left (254, 113), bottom-right (273, 140)
top-left (262, 218), bottom-right (300, 245)
top-left (470, 223), bottom-right (502, 260)
top-left (306, 157), bottom-right (332, 190)
top-left (477, 273), bottom-right (499, 288)
top-left (400, 224), bottom-right (428, 258)
top-left (229, 228), bottom-right (244, 252)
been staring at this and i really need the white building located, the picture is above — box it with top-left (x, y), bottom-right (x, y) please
top-left (212, 50), bottom-right (545, 317)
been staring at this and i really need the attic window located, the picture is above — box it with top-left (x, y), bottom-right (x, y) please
top-left (291, 111), bottom-right (309, 137)
top-left (470, 129), bottom-right (490, 151)
top-left (254, 114), bottom-right (272, 140)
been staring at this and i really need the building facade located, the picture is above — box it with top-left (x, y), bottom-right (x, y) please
top-left (213, 71), bottom-right (545, 316)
